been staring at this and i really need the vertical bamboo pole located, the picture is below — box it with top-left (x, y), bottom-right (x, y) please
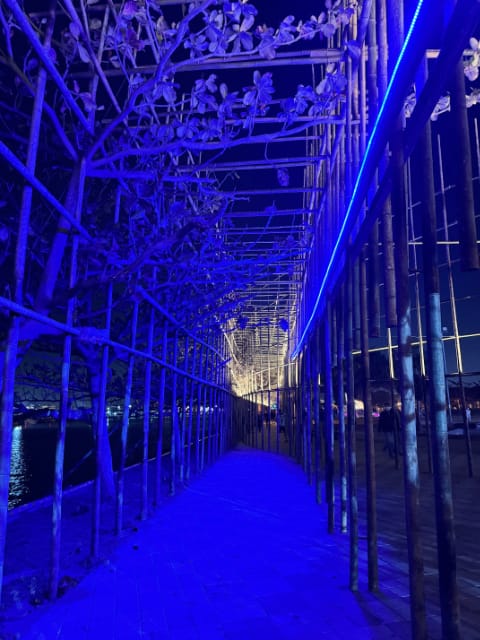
top-left (200, 346), bottom-right (209, 470)
top-left (387, 0), bottom-right (428, 640)
top-left (220, 338), bottom-right (225, 456)
top-left (336, 295), bottom-right (347, 533)
top-left (195, 343), bottom-right (204, 473)
top-left (186, 339), bottom-right (198, 482)
top-left (352, 262), bottom-right (361, 353)
top-left (37, 6), bottom-right (78, 602)
top-left (212, 382), bottom-right (220, 461)
top-left (287, 376), bottom-right (292, 457)
top-left (324, 312), bottom-right (335, 534)
top-left (437, 136), bottom-right (474, 474)
top-left (93, 161), bottom-right (122, 546)
top-left (222, 337), bottom-right (228, 455)
top-left (117, 301), bottom-right (139, 530)
top-left (407, 161), bottom-right (432, 474)
top-left (276, 319), bottom-right (280, 453)
top-left (250, 391), bottom-right (258, 447)
top-left (345, 266), bottom-right (358, 590)
top-left (387, 328), bottom-right (400, 470)
top-left (212, 356), bottom-right (219, 461)
top-left (417, 57), bottom-right (461, 640)
top-left (388, 2), bottom-right (427, 632)
top-left (141, 304), bottom-right (155, 520)
top-left (155, 323), bottom-right (168, 506)
top-left (207, 376), bottom-right (215, 464)
top-left (360, 252), bottom-right (378, 590)
top-left (216, 336), bottom-right (222, 459)
top-left (305, 347), bottom-right (313, 484)
top-left (0, 7), bottom-right (55, 601)
top-left (179, 336), bottom-right (189, 484)
top-left (296, 355), bottom-right (303, 465)
top-left (91, 280), bottom-right (113, 558)
top-left (313, 326), bottom-right (322, 504)
top-left (50, 172), bottom-right (84, 599)
top-left (377, 0), bottom-right (397, 327)
top-left (260, 377), bottom-right (265, 451)
top-left (392, 96), bottom-right (429, 640)
top-left (366, 5), bottom-right (381, 339)
top-left (170, 332), bottom-right (179, 496)
top-left (196, 343), bottom-right (206, 457)
top-left (253, 389), bottom-right (257, 449)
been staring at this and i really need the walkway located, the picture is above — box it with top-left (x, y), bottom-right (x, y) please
top-left (0, 436), bottom-right (480, 640)
top-left (1, 443), bottom-right (453, 640)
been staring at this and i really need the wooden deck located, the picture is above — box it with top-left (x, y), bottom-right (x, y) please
top-left (362, 430), bottom-right (480, 639)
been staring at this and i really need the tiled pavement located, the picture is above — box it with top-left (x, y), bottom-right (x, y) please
top-left (0, 445), bottom-right (434, 640)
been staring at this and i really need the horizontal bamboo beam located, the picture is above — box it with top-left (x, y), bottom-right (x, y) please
top-left (175, 156), bottom-right (329, 173)
top-left (69, 49), bottom-right (344, 80)
top-left (225, 208), bottom-right (312, 218)
top-left (90, 125), bottom-right (345, 167)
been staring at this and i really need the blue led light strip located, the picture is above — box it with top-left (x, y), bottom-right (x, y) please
top-left (291, 0), bottom-right (427, 360)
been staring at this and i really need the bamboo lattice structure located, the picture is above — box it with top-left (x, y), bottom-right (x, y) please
top-left (0, 1), bottom-right (480, 638)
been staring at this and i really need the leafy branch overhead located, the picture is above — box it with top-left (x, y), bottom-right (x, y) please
top-left (57, 1), bottom-right (355, 154)
top-left (0, 0), bottom-right (356, 337)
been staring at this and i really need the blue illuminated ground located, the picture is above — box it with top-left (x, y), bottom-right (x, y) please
top-left (2, 445), bottom-right (446, 639)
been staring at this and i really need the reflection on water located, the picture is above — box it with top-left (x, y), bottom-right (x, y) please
top-left (7, 418), bottom-right (174, 510)
top-left (8, 424), bottom-right (96, 510)
top-left (9, 427), bottom-right (29, 508)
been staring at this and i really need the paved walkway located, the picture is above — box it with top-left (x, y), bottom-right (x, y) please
top-left (0, 445), bottom-right (433, 640)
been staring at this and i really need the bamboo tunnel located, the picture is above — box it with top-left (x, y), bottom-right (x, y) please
top-left (0, 1), bottom-right (480, 636)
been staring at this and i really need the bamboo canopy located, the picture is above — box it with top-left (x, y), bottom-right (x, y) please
top-left (1, 1), bottom-right (480, 639)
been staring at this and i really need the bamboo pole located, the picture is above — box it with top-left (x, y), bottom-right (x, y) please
top-left (41, 5), bottom-right (75, 600)
top-left (345, 266), bottom-right (358, 590)
top-left (186, 339), bottom-right (198, 482)
top-left (50, 243), bottom-right (77, 599)
top-left (117, 301), bottom-right (139, 531)
top-left (313, 326), bottom-right (323, 504)
top-left (141, 304), bottom-right (155, 520)
top-left (305, 346), bottom-right (313, 485)
top-left (417, 56), bottom-right (461, 639)
top-left (388, 3), bottom-right (427, 632)
top-left (155, 323), bottom-right (169, 506)
top-left (195, 343), bottom-right (204, 473)
top-left (212, 349), bottom-right (219, 461)
top-left (407, 160), bottom-right (432, 474)
top-left (377, 0), bottom-right (397, 327)
top-left (179, 336), bottom-right (190, 485)
top-left (91, 270), bottom-right (115, 558)
top-left (296, 356), bottom-right (302, 465)
top-left (366, 2), bottom-right (380, 339)
top-left (336, 295), bottom-right (347, 533)
top-left (207, 379), bottom-right (214, 465)
top-left (359, 252), bottom-right (378, 590)
top-left (436, 137), bottom-right (474, 475)
top-left (324, 312), bottom-right (335, 534)
top-left (0, 20), bottom-right (76, 598)
top-left (170, 332), bottom-right (179, 496)
top-left (200, 346), bottom-right (208, 471)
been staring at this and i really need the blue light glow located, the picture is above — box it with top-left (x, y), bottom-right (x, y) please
top-left (291, 0), bottom-right (426, 360)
